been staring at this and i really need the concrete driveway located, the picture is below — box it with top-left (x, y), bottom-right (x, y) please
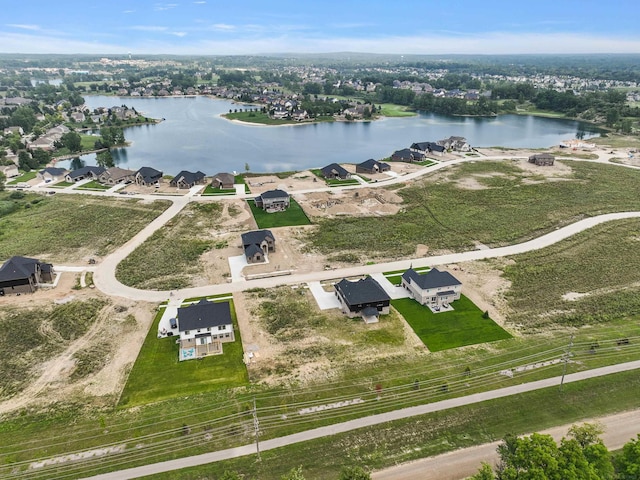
top-left (308, 281), bottom-right (341, 310)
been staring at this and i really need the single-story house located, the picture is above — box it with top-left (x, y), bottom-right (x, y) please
top-left (98, 167), bottom-right (136, 185)
top-left (528, 153), bottom-right (555, 166)
top-left (254, 189), bottom-right (290, 212)
top-left (135, 167), bottom-right (163, 186)
top-left (411, 141), bottom-right (445, 156)
top-left (1, 164), bottom-right (20, 178)
top-left (38, 167), bottom-right (68, 183)
top-left (0, 256), bottom-right (55, 295)
top-left (65, 166), bottom-right (105, 183)
top-left (211, 172), bottom-right (235, 190)
top-left (27, 137), bottom-right (56, 152)
top-left (390, 148), bottom-right (426, 163)
top-left (356, 159), bottom-right (391, 174)
top-left (401, 267), bottom-right (462, 307)
top-left (177, 299), bottom-right (235, 361)
top-left (321, 163), bottom-right (351, 180)
top-left (334, 277), bottom-right (391, 323)
top-left (241, 230), bottom-right (275, 263)
top-left (170, 170), bottom-right (207, 189)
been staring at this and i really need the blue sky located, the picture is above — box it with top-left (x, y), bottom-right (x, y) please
top-left (1, 0), bottom-right (639, 55)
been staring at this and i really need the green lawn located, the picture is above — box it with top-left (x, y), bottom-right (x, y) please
top-left (7, 171), bottom-right (36, 184)
top-left (50, 181), bottom-right (74, 188)
top-left (392, 296), bottom-right (512, 351)
top-left (247, 198), bottom-right (311, 228)
top-left (119, 301), bottom-right (249, 407)
top-left (379, 103), bottom-right (417, 117)
top-left (384, 267), bottom-right (430, 285)
top-left (75, 180), bottom-right (110, 190)
top-left (202, 185), bottom-right (236, 195)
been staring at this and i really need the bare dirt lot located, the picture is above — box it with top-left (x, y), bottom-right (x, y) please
top-left (295, 187), bottom-right (404, 218)
top-left (246, 171), bottom-right (321, 194)
top-left (0, 274), bottom-right (155, 415)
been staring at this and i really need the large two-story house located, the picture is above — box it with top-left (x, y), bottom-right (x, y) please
top-left (177, 299), bottom-right (235, 361)
top-left (401, 268), bottom-right (462, 308)
top-left (334, 277), bottom-right (390, 323)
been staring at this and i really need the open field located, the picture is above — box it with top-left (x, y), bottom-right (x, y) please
top-left (392, 296), bottom-right (512, 351)
top-left (116, 202), bottom-right (241, 290)
top-left (378, 103), bottom-right (417, 117)
top-left (591, 134), bottom-right (640, 149)
top-left (144, 370), bottom-right (640, 480)
top-left (502, 218), bottom-right (640, 330)
top-left (247, 198), bottom-right (311, 228)
top-left (0, 192), bottom-right (170, 262)
top-left (308, 159), bottom-right (640, 259)
top-left (118, 300), bottom-right (248, 407)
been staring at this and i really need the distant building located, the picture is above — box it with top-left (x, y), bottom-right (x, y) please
top-left (254, 189), bottom-right (290, 212)
top-left (241, 230), bottom-right (276, 263)
top-left (320, 163), bottom-right (351, 180)
top-left (401, 268), bottom-right (462, 308)
top-left (356, 159), bottom-right (391, 174)
top-left (528, 153), bottom-right (555, 166)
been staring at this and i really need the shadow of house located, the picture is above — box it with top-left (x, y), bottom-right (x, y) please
top-left (0, 256), bottom-right (55, 295)
top-left (241, 230), bottom-right (275, 264)
top-left (401, 267), bottom-right (462, 307)
top-left (170, 170), bottom-right (207, 189)
top-left (254, 189), bottom-right (290, 212)
top-left (177, 299), bottom-right (235, 361)
top-left (211, 172), bottom-right (235, 190)
top-left (356, 159), bottom-right (390, 174)
top-left (321, 163), bottom-right (351, 179)
top-left (334, 277), bottom-right (390, 323)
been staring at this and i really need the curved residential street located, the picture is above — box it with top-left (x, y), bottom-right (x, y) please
top-left (83, 360), bottom-right (640, 480)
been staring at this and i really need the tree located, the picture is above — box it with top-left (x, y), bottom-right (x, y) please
top-left (18, 151), bottom-right (38, 171)
top-left (338, 466), bottom-right (371, 480)
top-left (9, 106), bottom-right (37, 133)
top-left (32, 148), bottom-right (51, 166)
top-left (245, 162), bottom-right (250, 173)
top-left (96, 150), bottom-right (115, 168)
top-left (0, 171), bottom-right (6, 192)
top-left (470, 463), bottom-right (495, 480)
top-left (60, 132), bottom-right (82, 152)
top-left (616, 434), bottom-right (640, 480)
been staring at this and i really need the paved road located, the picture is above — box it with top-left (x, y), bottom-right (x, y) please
top-left (372, 409), bottom-right (640, 480)
top-left (83, 360), bottom-right (640, 480)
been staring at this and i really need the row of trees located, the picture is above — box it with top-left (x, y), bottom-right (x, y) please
top-left (471, 424), bottom-right (640, 480)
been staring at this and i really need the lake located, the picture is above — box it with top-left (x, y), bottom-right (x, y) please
top-left (67, 95), bottom-right (600, 174)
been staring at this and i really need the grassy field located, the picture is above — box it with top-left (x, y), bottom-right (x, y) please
top-left (392, 296), bottom-right (512, 351)
top-left (143, 370), bottom-right (640, 480)
top-left (0, 192), bottom-right (170, 262)
top-left (202, 185), bottom-right (235, 195)
top-left (116, 202), bottom-right (223, 290)
top-left (591, 134), bottom-right (640, 149)
top-left (502, 218), bottom-right (640, 330)
top-left (247, 198), bottom-right (311, 228)
top-left (51, 180), bottom-right (74, 188)
top-left (0, 299), bottom-right (108, 399)
top-left (119, 301), bottom-right (248, 407)
top-left (308, 160), bottom-right (640, 258)
top-left (378, 103), bottom-right (417, 117)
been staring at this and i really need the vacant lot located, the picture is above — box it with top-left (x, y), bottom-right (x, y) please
top-left (116, 201), bottom-right (255, 290)
top-left (307, 160), bottom-right (640, 259)
top-left (119, 300), bottom-right (248, 407)
top-left (503, 218), bottom-right (640, 330)
top-left (0, 192), bottom-right (170, 262)
top-left (392, 296), bottom-right (512, 351)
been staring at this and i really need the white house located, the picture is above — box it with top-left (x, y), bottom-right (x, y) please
top-left (401, 268), bottom-right (462, 307)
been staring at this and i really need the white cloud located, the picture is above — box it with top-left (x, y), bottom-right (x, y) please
top-left (212, 23), bottom-right (236, 31)
top-left (169, 32), bottom-right (187, 37)
top-left (129, 25), bottom-right (169, 32)
top-left (5, 24), bottom-right (40, 31)
top-left (123, 10), bottom-right (135, 14)
top-left (193, 1), bottom-right (206, 3)
top-left (154, 3), bottom-right (179, 11)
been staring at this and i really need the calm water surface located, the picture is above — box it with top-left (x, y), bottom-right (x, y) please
top-left (68, 95), bottom-right (600, 174)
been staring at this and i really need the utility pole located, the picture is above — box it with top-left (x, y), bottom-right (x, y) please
top-left (560, 334), bottom-right (574, 392)
top-left (252, 397), bottom-right (261, 461)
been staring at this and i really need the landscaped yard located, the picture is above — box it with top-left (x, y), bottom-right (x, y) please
top-left (202, 184), bottom-right (236, 195)
top-left (75, 180), bottom-right (110, 190)
top-left (0, 192), bottom-right (170, 262)
top-left (310, 169), bottom-right (361, 186)
top-left (247, 198), bottom-right (311, 228)
top-left (392, 296), bottom-right (512, 351)
top-left (7, 171), bottom-right (36, 184)
top-left (119, 300), bottom-right (248, 407)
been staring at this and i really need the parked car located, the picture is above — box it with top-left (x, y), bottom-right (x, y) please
top-left (169, 318), bottom-right (178, 329)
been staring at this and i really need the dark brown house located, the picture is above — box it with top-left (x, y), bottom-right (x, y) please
top-left (528, 153), bottom-right (555, 166)
top-left (0, 256), bottom-right (55, 295)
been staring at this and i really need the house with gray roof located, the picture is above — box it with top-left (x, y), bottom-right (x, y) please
top-left (390, 148), bottom-right (426, 163)
top-left (0, 256), bottom-right (55, 295)
top-left (241, 230), bottom-right (275, 263)
top-left (321, 163), bottom-right (351, 180)
top-left (401, 268), bottom-right (462, 308)
top-left (411, 141), bottom-right (445, 156)
top-left (135, 167), bottom-right (163, 186)
top-left (98, 167), bottom-right (136, 185)
top-left (65, 165), bottom-right (105, 183)
top-left (254, 189), bottom-right (290, 212)
top-left (177, 299), bottom-right (235, 361)
top-left (356, 159), bottom-right (390, 174)
top-left (334, 277), bottom-right (390, 323)
top-left (528, 153), bottom-right (555, 166)
top-left (37, 167), bottom-right (67, 183)
top-left (170, 170), bottom-right (207, 189)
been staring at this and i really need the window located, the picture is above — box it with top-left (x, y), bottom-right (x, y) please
top-left (218, 325), bottom-right (226, 331)
top-left (206, 327), bottom-right (210, 331)
top-left (225, 333), bottom-right (230, 338)
top-left (185, 330), bottom-right (190, 335)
